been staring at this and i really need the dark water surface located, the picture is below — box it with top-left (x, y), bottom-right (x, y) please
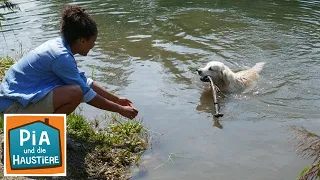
top-left (1, 0), bottom-right (320, 179)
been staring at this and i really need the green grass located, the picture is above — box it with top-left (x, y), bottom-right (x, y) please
top-left (66, 112), bottom-right (148, 179)
top-left (0, 117), bottom-right (3, 133)
top-left (67, 112), bottom-right (148, 152)
top-left (0, 56), bottom-right (14, 80)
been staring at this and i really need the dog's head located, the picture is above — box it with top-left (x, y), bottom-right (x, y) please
top-left (197, 61), bottom-right (232, 88)
top-left (197, 61), bottom-right (228, 80)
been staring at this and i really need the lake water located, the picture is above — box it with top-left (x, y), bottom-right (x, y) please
top-left (1, 0), bottom-right (320, 179)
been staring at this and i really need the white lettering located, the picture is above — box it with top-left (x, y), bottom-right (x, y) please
top-left (32, 131), bottom-right (36, 146)
top-left (11, 155), bottom-right (60, 165)
top-left (12, 155), bottom-right (20, 165)
top-left (20, 129), bottom-right (30, 146)
top-left (39, 131), bottom-right (50, 145)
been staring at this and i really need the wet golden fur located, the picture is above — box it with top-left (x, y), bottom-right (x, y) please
top-left (197, 61), bottom-right (265, 93)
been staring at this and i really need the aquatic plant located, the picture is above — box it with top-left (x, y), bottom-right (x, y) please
top-left (291, 126), bottom-right (320, 180)
top-left (0, 0), bottom-right (19, 26)
top-left (0, 0), bottom-right (18, 10)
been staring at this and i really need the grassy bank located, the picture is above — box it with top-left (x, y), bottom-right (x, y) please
top-left (0, 57), bottom-right (14, 80)
top-left (65, 113), bottom-right (148, 179)
top-left (0, 57), bottom-right (149, 179)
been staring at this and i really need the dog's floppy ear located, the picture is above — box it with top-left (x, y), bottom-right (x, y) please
top-left (221, 69), bottom-right (230, 86)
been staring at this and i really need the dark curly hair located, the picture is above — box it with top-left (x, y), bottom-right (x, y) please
top-left (60, 5), bottom-right (98, 45)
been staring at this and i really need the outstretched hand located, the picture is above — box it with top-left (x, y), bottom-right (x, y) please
top-left (119, 106), bottom-right (138, 119)
top-left (116, 97), bottom-right (138, 119)
top-left (117, 97), bottom-right (133, 106)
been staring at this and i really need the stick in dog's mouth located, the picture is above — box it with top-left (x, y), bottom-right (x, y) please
top-left (201, 76), bottom-right (224, 118)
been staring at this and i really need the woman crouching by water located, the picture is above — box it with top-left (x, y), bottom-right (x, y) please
top-left (0, 5), bottom-right (138, 120)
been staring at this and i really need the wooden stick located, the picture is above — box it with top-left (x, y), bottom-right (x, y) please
top-left (207, 76), bottom-right (224, 118)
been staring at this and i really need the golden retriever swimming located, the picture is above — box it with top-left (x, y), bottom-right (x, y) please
top-left (197, 61), bottom-right (265, 93)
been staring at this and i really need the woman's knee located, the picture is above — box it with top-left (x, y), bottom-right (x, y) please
top-left (66, 85), bottom-right (83, 102)
top-left (52, 85), bottom-right (83, 114)
top-left (53, 85), bottom-right (83, 104)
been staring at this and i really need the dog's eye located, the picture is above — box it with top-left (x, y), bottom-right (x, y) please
top-left (209, 67), bottom-right (213, 71)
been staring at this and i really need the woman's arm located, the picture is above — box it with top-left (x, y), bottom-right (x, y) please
top-left (87, 93), bottom-right (138, 119)
top-left (88, 82), bottom-right (138, 119)
top-left (90, 82), bottom-right (119, 103)
top-left (90, 82), bottom-right (133, 106)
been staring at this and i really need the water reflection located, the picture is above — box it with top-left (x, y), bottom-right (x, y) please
top-left (196, 88), bottom-right (226, 129)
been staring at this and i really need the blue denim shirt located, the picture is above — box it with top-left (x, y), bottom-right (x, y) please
top-left (0, 37), bottom-right (97, 112)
